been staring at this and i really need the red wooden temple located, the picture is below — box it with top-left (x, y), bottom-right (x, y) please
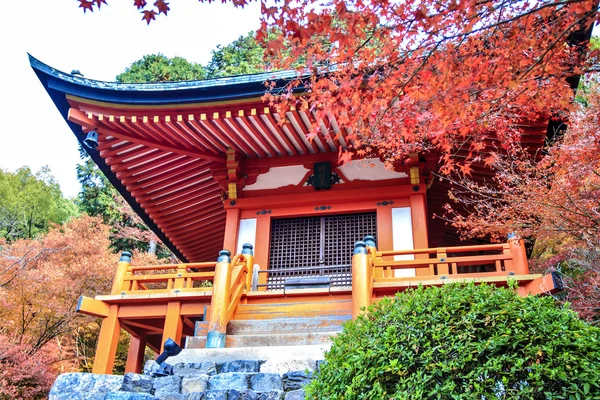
top-left (31, 56), bottom-right (561, 375)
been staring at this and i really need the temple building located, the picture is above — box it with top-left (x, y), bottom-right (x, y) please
top-left (31, 55), bottom-right (561, 375)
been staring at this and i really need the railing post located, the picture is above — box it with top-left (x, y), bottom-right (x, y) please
top-left (242, 244), bottom-right (254, 292)
top-left (352, 241), bottom-right (372, 320)
top-left (111, 251), bottom-right (132, 295)
top-left (364, 235), bottom-right (381, 279)
top-left (508, 233), bottom-right (529, 275)
top-left (207, 250), bottom-right (231, 348)
top-left (174, 264), bottom-right (186, 290)
top-left (437, 248), bottom-right (449, 276)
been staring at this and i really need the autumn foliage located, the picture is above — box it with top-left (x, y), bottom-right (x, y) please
top-left (0, 215), bottom-right (117, 395)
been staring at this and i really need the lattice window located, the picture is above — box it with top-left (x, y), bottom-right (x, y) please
top-left (267, 212), bottom-right (377, 289)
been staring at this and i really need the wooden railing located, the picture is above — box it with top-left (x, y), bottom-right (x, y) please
top-left (351, 235), bottom-right (530, 319)
top-left (206, 244), bottom-right (254, 348)
top-left (110, 252), bottom-right (217, 295)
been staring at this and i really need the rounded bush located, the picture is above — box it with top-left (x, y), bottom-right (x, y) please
top-left (306, 283), bottom-right (600, 399)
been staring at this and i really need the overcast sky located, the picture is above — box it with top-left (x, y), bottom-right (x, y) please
top-left (0, 0), bottom-right (262, 198)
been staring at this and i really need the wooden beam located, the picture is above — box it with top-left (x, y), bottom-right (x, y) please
top-left (68, 108), bottom-right (226, 162)
top-left (125, 333), bottom-right (147, 374)
top-left (76, 296), bottom-right (109, 318)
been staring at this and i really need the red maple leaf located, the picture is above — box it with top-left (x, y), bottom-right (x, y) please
top-left (141, 9), bottom-right (157, 24)
top-left (154, 0), bottom-right (170, 15)
top-left (94, 0), bottom-right (107, 9)
top-left (133, 0), bottom-right (147, 9)
top-left (78, 0), bottom-right (94, 13)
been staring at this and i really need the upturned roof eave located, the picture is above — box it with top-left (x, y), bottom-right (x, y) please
top-left (28, 54), bottom-right (306, 106)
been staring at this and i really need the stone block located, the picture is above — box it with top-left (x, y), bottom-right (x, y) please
top-left (284, 390), bottom-right (305, 400)
top-left (219, 360), bottom-right (261, 373)
top-left (121, 373), bottom-right (154, 393)
top-left (257, 391), bottom-right (283, 400)
top-left (281, 371), bottom-right (313, 391)
top-left (174, 362), bottom-right (217, 377)
top-left (153, 375), bottom-right (182, 399)
top-left (144, 360), bottom-right (161, 377)
top-left (182, 394), bottom-right (204, 400)
top-left (154, 395), bottom-right (186, 400)
top-left (228, 389), bottom-right (259, 400)
top-left (181, 375), bottom-right (209, 394)
top-left (203, 390), bottom-right (228, 400)
top-left (105, 392), bottom-right (157, 400)
top-left (250, 374), bottom-right (282, 392)
top-left (49, 372), bottom-right (123, 400)
top-left (209, 373), bottom-right (250, 391)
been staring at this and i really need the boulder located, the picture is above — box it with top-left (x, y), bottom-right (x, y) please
top-left (203, 390), bottom-right (228, 400)
top-left (227, 389), bottom-right (259, 400)
top-left (181, 375), bottom-right (210, 394)
top-left (250, 374), bottom-right (282, 392)
top-left (219, 360), bottom-right (261, 373)
top-left (284, 390), bottom-right (305, 400)
top-left (153, 375), bottom-right (182, 399)
top-left (121, 373), bottom-right (154, 393)
top-left (174, 362), bottom-right (217, 377)
top-left (257, 391), bottom-right (283, 400)
top-left (281, 371), bottom-right (313, 391)
top-left (209, 373), bottom-right (250, 391)
top-left (49, 373), bottom-right (123, 400)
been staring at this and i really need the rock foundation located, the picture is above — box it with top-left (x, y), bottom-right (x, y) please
top-left (49, 359), bottom-right (316, 400)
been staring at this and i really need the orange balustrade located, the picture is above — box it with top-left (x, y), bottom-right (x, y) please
top-left (351, 236), bottom-right (533, 319)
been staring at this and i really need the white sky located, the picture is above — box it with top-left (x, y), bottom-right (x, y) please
top-left (0, 0), bottom-right (261, 198)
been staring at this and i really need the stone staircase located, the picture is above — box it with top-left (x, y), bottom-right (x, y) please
top-left (48, 300), bottom-right (351, 400)
top-left (187, 300), bottom-right (352, 349)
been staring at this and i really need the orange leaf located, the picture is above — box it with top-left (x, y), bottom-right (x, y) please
top-left (154, 0), bottom-right (170, 15)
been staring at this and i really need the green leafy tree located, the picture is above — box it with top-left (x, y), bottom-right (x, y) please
top-left (307, 283), bottom-right (600, 399)
top-left (0, 167), bottom-right (76, 241)
top-left (205, 31), bottom-right (268, 78)
top-left (116, 54), bottom-right (206, 83)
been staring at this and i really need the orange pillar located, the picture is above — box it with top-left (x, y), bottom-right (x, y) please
top-left (92, 304), bottom-right (121, 374)
top-left (410, 193), bottom-right (429, 276)
top-left (352, 241), bottom-right (372, 320)
top-left (125, 333), bottom-right (147, 374)
top-left (161, 302), bottom-right (183, 352)
top-left (508, 233), bottom-right (529, 275)
top-left (223, 208), bottom-right (241, 255)
top-left (111, 251), bottom-right (132, 295)
top-left (207, 250), bottom-right (232, 348)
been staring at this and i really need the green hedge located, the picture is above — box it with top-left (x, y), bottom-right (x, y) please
top-left (306, 283), bottom-right (600, 399)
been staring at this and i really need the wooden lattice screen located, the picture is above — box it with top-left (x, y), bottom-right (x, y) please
top-left (267, 212), bottom-right (377, 289)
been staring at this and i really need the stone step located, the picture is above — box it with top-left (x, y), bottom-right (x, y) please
top-left (226, 315), bottom-right (350, 335)
top-left (171, 344), bottom-right (329, 374)
top-left (187, 331), bottom-right (338, 350)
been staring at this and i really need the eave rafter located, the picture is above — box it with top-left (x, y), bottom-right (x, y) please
top-left (68, 108), bottom-right (226, 163)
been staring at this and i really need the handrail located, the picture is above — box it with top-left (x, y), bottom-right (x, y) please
top-left (351, 235), bottom-right (530, 319)
top-left (110, 256), bottom-right (217, 295)
top-left (206, 243), bottom-right (254, 348)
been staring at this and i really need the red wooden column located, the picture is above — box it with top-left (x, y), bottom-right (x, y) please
top-left (410, 192), bottom-right (429, 276)
top-left (161, 302), bottom-right (183, 352)
top-left (125, 333), bottom-right (147, 374)
top-left (92, 304), bottom-right (121, 374)
top-left (223, 208), bottom-right (241, 255)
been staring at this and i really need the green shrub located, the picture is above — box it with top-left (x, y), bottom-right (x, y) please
top-left (306, 283), bottom-right (600, 399)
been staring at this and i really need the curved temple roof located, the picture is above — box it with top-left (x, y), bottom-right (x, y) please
top-left (29, 55), bottom-right (345, 262)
